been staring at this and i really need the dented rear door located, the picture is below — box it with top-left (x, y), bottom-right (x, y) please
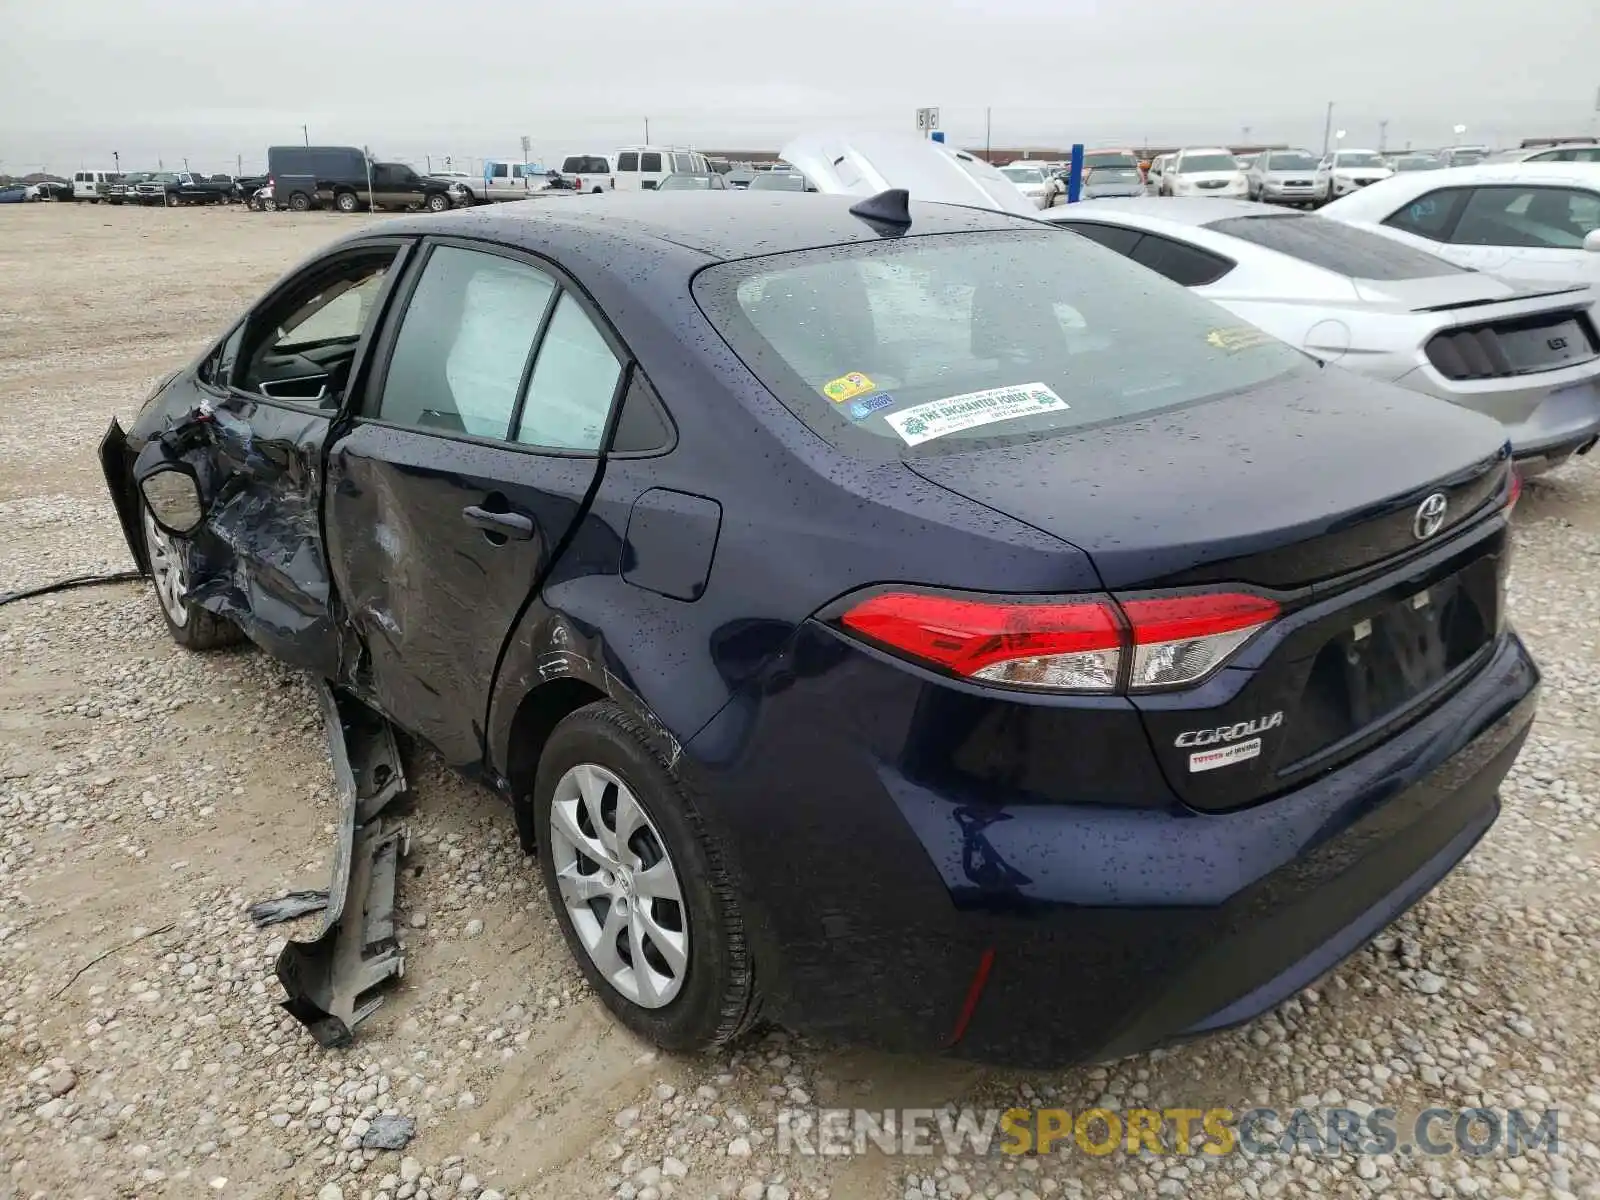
top-left (323, 239), bottom-right (620, 767)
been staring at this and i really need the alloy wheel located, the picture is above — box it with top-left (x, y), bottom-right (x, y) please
top-left (142, 507), bottom-right (190, 627)
top-left (547, 763), bottom-right (688, 1008)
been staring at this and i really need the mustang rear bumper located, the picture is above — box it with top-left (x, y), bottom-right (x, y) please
top-left (686, 625), bottom-right (1538, 1067)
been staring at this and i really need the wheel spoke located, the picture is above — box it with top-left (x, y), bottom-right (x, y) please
top-left (588, 900), bottom-right (630, 980)
top-left (549, 797), bottom-right (608, 866)
top-left (637, 905), bottom-right (688, 978)
top-left (611, 783), bottom-right (649, 867)
top-left (554, 861), bottom-right (611, 906)
top-left (628, 913), bottom-right (663, 1006)
top-left (572, 764), bottom-right (619, 864)
top-left (632, 858), bottom-right (682, 904)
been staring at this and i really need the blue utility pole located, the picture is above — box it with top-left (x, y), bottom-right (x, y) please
top-left (1067, 143), bottom-right (1084, 204)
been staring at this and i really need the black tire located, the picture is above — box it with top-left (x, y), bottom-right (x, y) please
top-left (425, 191), bottom-right (449, 213)
top-left (287, 191), bottom-right (311, 213)
top-left (166, 191), bottom-right (181, 207)
top-left (533, 700), bottom-right (759, 1052)
top-left (138, 502), bottom-right (244, 650)
top-left (334, 190), bottom-right (359, 214)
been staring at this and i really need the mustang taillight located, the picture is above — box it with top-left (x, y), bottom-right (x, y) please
top-left (838, 590), bottom-right (1279, 693)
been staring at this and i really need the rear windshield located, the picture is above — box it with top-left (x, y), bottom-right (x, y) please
top-left (749, 172), bottom-right (806, 191)
top-left (1205, 213), bottom-right (1468, 280)
top-left (1333, 152), bottom-right (1385, 168)
top-left (1000, 167), bottom-right (1046, 184)
top-left (693, 229), bottom-right (1303, 459)
top-left (1084, 153), bottom-right (1138, 169)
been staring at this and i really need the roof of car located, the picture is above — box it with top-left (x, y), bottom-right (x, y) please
top-left (373, 191), bottom-right (1041, 262)
top-left (1046, 197), bottom-right (1292, 227)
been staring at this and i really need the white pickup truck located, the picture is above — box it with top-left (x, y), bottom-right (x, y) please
top-left (441, 161), bottom-right (541, 204)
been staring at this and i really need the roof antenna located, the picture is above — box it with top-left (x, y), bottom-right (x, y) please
top-left (848, 188), bottom-right (912, 234)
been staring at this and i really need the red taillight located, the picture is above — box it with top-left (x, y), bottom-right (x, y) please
top-left (840, 592), bottom-right (1120, 690)
top-left (1507, 470), bottom-right (1522, 512)
top-left (575, 176), bottom-right (582, 190)
top-left (838, 589), bottom-right (1278, 693)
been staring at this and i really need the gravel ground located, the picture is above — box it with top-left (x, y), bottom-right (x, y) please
top-left (2, 202), bottom-right (1598, 1200)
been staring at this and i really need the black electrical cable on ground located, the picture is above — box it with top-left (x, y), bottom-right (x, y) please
top-left (0, 570), bottom-right (143, 608)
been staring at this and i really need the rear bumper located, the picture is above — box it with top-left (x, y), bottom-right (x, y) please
top-left (686, 626), bottom-right (1538, 1066)
top-left (1502, 381), bottom-right (1600, 470)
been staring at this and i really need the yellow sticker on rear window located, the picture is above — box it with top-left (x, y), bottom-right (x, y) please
top-left (822, 372), bottom-right (877, 403)
top-left (1206, 326), bottom-right (1277, 353)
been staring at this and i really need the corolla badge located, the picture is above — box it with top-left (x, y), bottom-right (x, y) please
top-left (1413, 492), bottom-right (1448, 541)
top-left (1174, 711), bottom-right (1284, 749)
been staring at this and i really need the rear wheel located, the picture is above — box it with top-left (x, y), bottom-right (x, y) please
top-left (534, 701), bottom-right (759, 1051)
top-left (334, 190), bottom-right (359, 214)
top-left (287, 191), bottom-right (311, 213)
top-left (425, 191), bottom-right (450, 213)
top-left (140, 504), bottom-right (243, 650)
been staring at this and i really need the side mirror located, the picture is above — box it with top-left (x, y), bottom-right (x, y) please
top-left (1585, 229), bottom-right (1600, 254)
top-left (138, 466), bottom-right (205, 536)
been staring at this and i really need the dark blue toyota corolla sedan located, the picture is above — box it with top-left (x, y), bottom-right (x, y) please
top-left (100, 191), bottom-right (1537, 1066)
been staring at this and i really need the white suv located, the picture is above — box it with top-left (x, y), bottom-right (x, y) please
top-left (1314, 150), bottom-right (1393, 202)
top-left (1161, 148), bottom-right (1248, 198)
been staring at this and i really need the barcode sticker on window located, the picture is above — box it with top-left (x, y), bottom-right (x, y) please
top-left (885, 383), bottom-right (1068, 447)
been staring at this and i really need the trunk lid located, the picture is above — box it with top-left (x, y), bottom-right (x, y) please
top-left (908, 366), bottom-right (1513, 812)
top-left (906, 366), bottom-right (1509, 592)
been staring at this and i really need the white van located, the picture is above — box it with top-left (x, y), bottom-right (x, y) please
top-left (72, 170), bottom-right (118, 202)
top-left (613, 146), bottom-right (709, 191)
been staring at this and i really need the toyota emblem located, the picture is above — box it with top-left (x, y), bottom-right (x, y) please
top-left (1413, 492), bottom-right (1448, 540)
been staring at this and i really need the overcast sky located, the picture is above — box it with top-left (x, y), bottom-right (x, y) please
top-left (3, 0), bottom-right (1597, 175)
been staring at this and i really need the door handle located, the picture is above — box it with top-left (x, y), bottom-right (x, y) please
top-left (462, 505), bottom-right (535, 541)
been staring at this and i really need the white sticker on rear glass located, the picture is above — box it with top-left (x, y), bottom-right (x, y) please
top-left (1188, 737), bottom-right (1261, 774)
top-left (884, 383), bottom-right (1068, 447)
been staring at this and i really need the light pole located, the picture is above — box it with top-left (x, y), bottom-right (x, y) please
top-left (1321, 101), bottom-right (1335, 156)
top-left (1242, 125), bottom-right (1251, 146)
top-left (1378, 119), bottom-right (1389, 154)
top-left (1453, 123), bottom-right (1466, 147)
top-left (303, 124), bottom-right (309, 147)
top-left (113, 150), bottom-right (120, 175)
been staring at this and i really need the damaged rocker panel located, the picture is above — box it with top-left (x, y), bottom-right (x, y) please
top-left (275, 680), bottom-right (409, 1048)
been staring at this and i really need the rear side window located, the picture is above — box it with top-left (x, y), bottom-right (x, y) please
top-left (1207, 213), bottom-right (1466, 278)
top-left (1381, 188), bottom-right (1470, 241)
top-left (1128, 233), bottom-right (1233, 286)
top-left (640, 152), bottom-right (662, 173)
top-left (1063, 221), bottom-right (1143, 256)
top-left (694, 229), bottom-right (1302, 460)
top-left (1450, 186), bottom-right (1600, 249)
top-left (515, 294), bottom-right (623, 451)
top-left (617, 152), bottom-right (639, 171)
top-left (376, 247), bottom-right (556, 438)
